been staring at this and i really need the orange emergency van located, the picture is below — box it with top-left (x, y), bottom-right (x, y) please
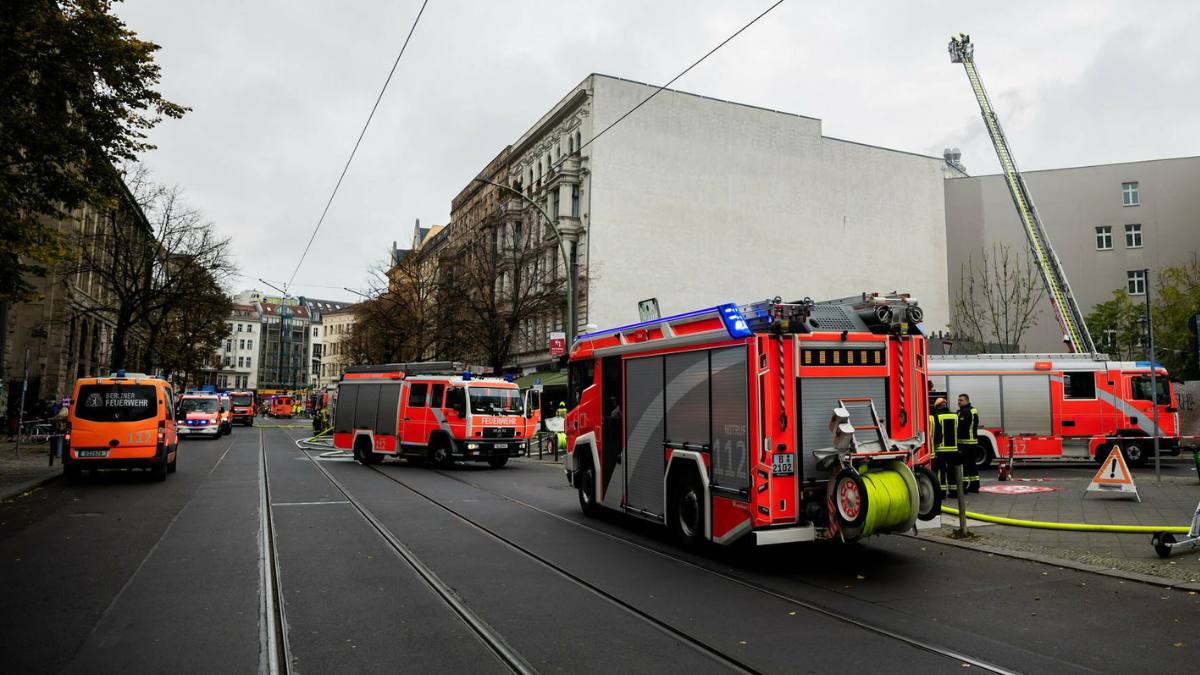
top-left (64, 372), bottom-right (179, 481)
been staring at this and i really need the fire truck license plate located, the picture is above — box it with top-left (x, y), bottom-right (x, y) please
top-left (495, 443), bottom-right (508, 449)
top-left (772, 453), bottom-right (794, 476)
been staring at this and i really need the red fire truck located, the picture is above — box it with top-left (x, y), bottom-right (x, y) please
top-left (929, 354), bottom-right (1180, 467)
top-left (564, 293), bottom-right (941, 547)
top-left (332, 363), bottom-right (542, 468)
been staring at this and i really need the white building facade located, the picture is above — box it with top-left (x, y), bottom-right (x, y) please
top-left (213, 303), bottom-right (259, 390)
top-left (503, 74), bottom-right (952, 367)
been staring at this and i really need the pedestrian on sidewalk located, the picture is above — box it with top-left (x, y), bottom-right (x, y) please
top-left (51, 400), bottom-right (70, 459)
top-left (957, 393), bottom-right (981, 493)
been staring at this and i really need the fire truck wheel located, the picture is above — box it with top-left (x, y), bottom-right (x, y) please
top-left (487, 456), bottom-right (509, 469)
top-left (431, 441), bottom-right (453, 469)
top-left (913, 465), bottom-right (941, 521)
top-left (576, 461), bottom-right (599, 517)
top-left (832, 469), bottom-right (868, 529)
top-left (976, 440), bottom-right (994, 470)
top-left (670, 473), bottom-right (706, 548)
top-left (1122, 442), bottom-right (1149, 468)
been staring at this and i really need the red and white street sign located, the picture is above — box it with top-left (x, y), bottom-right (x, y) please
top-left (548, 331), bottom-right (567, 357)
top-left (979, 484), bottom-right (1060, 495)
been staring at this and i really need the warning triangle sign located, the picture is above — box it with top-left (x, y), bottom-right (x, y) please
top-left (1085, 445), bottom-right (1140, 502)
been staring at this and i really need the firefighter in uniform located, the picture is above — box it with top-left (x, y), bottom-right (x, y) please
top-left (957, 394), bottom-right (982, 493)
top-left (929, 398), bottom-right (960, 496)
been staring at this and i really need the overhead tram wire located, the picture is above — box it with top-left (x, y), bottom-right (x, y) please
top-left (283, 0), bottom-right (431, 295)
top-left (558, 0), bottom-right (787, 171)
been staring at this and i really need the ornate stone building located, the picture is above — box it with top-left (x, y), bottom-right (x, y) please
top-left (2, 184), bottom-right (150, 415)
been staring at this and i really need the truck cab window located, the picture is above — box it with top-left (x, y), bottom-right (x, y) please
top-left (445, 387), bottom-right (465, 415)
top-left (430, 383), bottom-right (445, 408)
top-left (1130, 376), bottom-right (1170, 405)
top-left (1063, 372), bottom-right (1096, 399)
top-left (408, 383), bottom-right (428, 407)
top-left (568, 359), bottom-right (595, 408)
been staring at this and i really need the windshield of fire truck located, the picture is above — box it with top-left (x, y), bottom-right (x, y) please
top-left (231, 395), bottom-right (253, 407)
top-left (467, 387), bottom-right (521, 415)
top-left (1131, 376), bottom-right (1172, 405)
top-left (180, 398), bottom-right (219, 414)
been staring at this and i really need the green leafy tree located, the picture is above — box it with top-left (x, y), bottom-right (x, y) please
top-left (0, 0), bottom-right (187, 301)
top-left (1151, 256), bottom-right (1200, 379)
top-left (1085, 289), bottom-right (1144, 360)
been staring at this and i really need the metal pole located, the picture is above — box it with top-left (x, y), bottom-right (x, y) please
top-left (473, 178), bottom-right (575, 348)
top-left (1144, 268), bottom-right (1161, 485)
top-left (14, 349), bottom-right (29, 457)
top-left (955, 463), bottom-right (968, 536)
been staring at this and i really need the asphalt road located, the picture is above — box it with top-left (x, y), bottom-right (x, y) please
top-left (1, 426), bottom-right (1196, 674)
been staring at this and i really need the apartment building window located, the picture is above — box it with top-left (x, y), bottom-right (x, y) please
top-left (247, 339), bottom-right (253, 350)
top-left (225, 339), bottom-right (232, 351)
top-left (1095, 226), bottom-right (1112, 250)
top-left (313, 327), bottom-right (318, 337)
top-left (551, 190), bottom-right (560, 219)
top-left (224, 356), bottom-right (232, 367)
top-left (1125, 224), bottom-right (1142, 248)
top-left (1122, 181), bottom-right (1139, 206)
top-left (1127, 270), bottom-right (1146, 295)
top-left (246, 357), bottom-right (252, 368)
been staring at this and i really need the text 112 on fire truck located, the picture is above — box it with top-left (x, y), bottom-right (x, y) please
top-left (564, 293), bottom-right (943, 548)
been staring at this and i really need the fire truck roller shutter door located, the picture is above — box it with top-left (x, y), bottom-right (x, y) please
top-left (355, 384), bottom-right (381, 429)
top-left (377, 384), bottom-right (402, 437)
top-left (334, 384), bottom-right (358, 435)
top-left (665, 351), bottom-right (710, 451)
top-left (798, 378), bottom-right (888, 481)
top-left (1000, 375), bottom-right (1052, 435)
top-left (945, 375), bottom-right (1003, 428)
top-left (624, 356), bottom-right (666, 515)
top-left (710, 346), bottom-right (750, 493)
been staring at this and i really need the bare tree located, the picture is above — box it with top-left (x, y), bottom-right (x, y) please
top-left (440, 213), bottom-right (567, 372)
top-left (342, 256), bottom-right (441, 365)
top-left (73, 165), bottom-right (237, 370)
top-left (951, 243), bottom-right (1046, 353)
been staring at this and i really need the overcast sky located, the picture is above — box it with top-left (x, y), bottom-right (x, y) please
top-left (115, 0), bottom-right (1200, 303)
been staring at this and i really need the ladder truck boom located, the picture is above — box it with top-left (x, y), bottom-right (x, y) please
top-left (948, 34), bottom-right (1096, 354)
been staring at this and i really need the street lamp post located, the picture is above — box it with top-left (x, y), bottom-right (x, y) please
top-left (472, 177), bottom-right (576, 351)
top-left (1143, 268), bottom-right (1161, 485)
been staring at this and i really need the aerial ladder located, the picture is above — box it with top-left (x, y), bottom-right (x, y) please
top-left (948, 34), bottom-right (1097, 354)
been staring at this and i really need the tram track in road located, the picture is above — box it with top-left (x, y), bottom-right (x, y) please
top-left (258, 429), bottom-right (292, 675)
top-left (411, 465), bottom-right (1027, 675)
top-left (285, 436), bottom-right (537, 675)
top-left (286, 437), bottom-right (758, 675)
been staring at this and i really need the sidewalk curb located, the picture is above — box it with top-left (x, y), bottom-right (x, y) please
top-left (0, 472), bottom-right (61, 502)
top-left (907, 531), bottom-right (1200, 593)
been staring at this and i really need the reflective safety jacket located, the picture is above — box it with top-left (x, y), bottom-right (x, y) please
top-left (957, 405), bottom-right (979, 444)
top-left (930, 412), bottom-right (959, 453)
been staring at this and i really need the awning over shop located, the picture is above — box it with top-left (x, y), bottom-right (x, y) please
top-left (514, 370), bottom-right (567, 388)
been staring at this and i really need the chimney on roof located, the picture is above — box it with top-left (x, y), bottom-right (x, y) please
top-left (943, 147), bottom-right (965, 172)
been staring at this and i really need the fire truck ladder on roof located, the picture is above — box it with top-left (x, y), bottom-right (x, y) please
top-left (949, 34), bottom-right (1096, 355)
